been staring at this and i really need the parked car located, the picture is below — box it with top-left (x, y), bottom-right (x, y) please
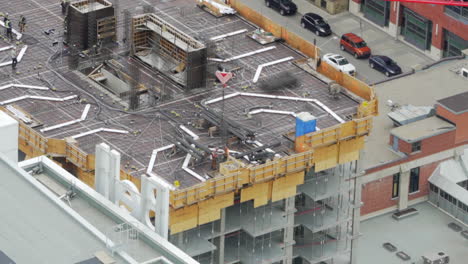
top-left (265, 0), bottom-right (297, 16)
top-left (340, 33), bottom-right (371, 59)
top-left (369, 55), bottom-right (402, 77)
top-left (323, 53), bottom-right (356, 75)
top-left (300, 13), bottom-right (331, 36)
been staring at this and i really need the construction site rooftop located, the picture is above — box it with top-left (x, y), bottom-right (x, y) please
top-left (0, 0), bottom-right (363, 190)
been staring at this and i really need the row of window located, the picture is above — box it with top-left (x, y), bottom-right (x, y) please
top-left (445, 2), bottom-right (468, 22)
top-left (391, 167), bottom-right (420, 198)
top-left (361, 4), bottom-right (467, 56)
top-left (430, 183), bottom-right (468, 213)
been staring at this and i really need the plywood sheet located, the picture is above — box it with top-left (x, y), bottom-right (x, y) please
top-left (240, 181), bottom-right (270, 208)
top-left (339, 136), bottom-right (364, 164)
top-left (271, 172), bottom-right (304, 202)
top-left (170, 204), bottom-right (199, 234)
top-left (198, 192), bottom-right (234, 225)
top-left (314, 144), bottom-right (338, 172)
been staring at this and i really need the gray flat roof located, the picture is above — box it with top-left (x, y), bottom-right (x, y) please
top-left (362, 59), bottom-right (468, 170)
top-left (390, 116), bottom-right (455, 143)
top-left (437, 91), bottom-right (468, 114)
top-left (357, 202), bottom-right (468, 264)
top-left (0, 154), bottom-right (125, 264)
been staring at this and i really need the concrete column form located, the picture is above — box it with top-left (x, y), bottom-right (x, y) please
top-left (109, 149), bottom-right (120, 203)
top-left (283, 197), bottom-right (295, 264)
top-left (95, 143), bottom-right (111, 198)
top-left (214, 208), bottom-right (226, 264)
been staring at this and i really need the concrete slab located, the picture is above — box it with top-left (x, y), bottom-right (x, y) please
top-left (357, 202), bottom-right (468, 264)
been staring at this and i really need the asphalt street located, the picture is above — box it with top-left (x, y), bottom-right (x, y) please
top-left (237, 0), bottom-right (434, 84)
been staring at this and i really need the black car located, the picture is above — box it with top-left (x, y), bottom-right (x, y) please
top-left (300, 13), bottom-right (331, 36)
top-left (369, 55), bottom-right (402, 77)
top-left (265, 0), bottom-right (297, 16)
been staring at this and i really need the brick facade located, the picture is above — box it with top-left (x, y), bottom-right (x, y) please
top-left (361, 175), bottom-right (397, 215)
top-left (361, 160), bottom-right (443, 216)
top-left (437, 105), bottom-right (468, 144)
top-left (362, 103), bottom-right (468, 217)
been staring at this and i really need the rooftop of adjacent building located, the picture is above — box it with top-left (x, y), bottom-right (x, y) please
top-left (0, 153), bottom-right (127, 264)
top-left (0, 151), bottom-right (197, 264)
top-left (429, 148), bottom-right (468, 207)
top-left (356, 202), bottom-right (468, 264)
top-left (361, 58), bottom-right (468, 171)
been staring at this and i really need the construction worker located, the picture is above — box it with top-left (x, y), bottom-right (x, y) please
top-left (11, 46), bottom-right (17, 69)
top-left (1, 12), bottom-right (8, 23)
top-left (18, 15), bottom-right (26, 33)
top-left (61, 0), bottom-right (70, 15)
top-left (5, 18), bottom-right (13, 40)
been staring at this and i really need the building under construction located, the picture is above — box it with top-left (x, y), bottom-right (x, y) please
top-left (0, 0), bottom-right (378, 263)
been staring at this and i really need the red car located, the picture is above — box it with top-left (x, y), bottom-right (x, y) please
top-left (340, 33), bottom-right (371, 59)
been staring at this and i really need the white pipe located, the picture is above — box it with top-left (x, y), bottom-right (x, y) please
top-left (208, 46), bottom-right (276, 63)
top-left (204, 92), bottom-right (240, 105)
top-left (204, 92), bottom-right (345, 124)
top-left (0, 83), bottom-right (49, 91)
top-left (253, 56), bottom-right (294, 83)
top-left (180, 125), bottom-right (199, 140)
top-left (226, 46), bottom-right (276, 62)
top-left (249, 109), bottom-right (297, 117)
top-left (17, 45), bottom-right (28, 61)
top-left (0, 45), bottom-right (27, 67)
top-left (207, 58), bottom-right (225, 62)
top-left (0, 46), bottom-right (13, 52)
top-left (41, 119), bottom-right (82, 133)
top-left (182, 152), bottom-right (206, 182)
top-left (0, 94), bottom-right (77, 105)
top-left (71, 128), bottom-right (128, 139)
top-left (41, 104), bottom-right (91, 132)
top-left (80, 104), bottom-right (91, 120)
top-left (210, 29), bottom-right (247, 41)
top-left (312, 100), bottom-right (345, 123)
top-left (146, 144), bottom-right (175, 174)
top-left (0, 20), bottom-right (22, 40)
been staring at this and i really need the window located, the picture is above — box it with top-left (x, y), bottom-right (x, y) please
top-left (445, 1), bottom-right (468, 23)
top-left (392, 173), bottom-right (400, 198)
top-left (409, 167), bottom-right (420, 193)
top-left (411, 141), bottom-right (421, 152)
top-left (443, 30), bottom-right (468, 57)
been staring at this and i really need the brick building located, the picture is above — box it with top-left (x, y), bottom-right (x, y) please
top-left (349, 0), bottom-right (468, 59)
top-left (352, 60), bottom-right (468, 224)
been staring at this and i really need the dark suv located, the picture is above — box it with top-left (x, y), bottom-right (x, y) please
top-left (265, 0), bottom-right (297, 16)
top-left (300, 13), bottom-right (331, 36)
